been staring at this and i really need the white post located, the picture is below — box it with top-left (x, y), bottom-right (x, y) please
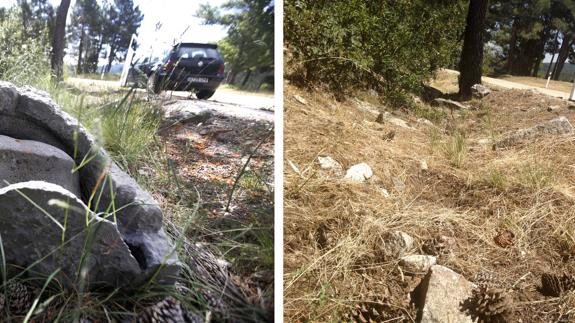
top-left (120, 34), bottom-right (137, 87)
top-left (570, 79), bottom-right (575, 101)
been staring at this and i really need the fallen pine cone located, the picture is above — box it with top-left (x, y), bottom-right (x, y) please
top-left (461, 285), bottom-right (514, 323)
top-left (541, 273), bottom-right (575, 297)
top-left (494, 229), bottom-right (514, 248)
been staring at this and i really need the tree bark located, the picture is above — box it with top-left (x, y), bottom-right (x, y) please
top-left (50, 0), bottom-right (71, 82)
top-left (545, 31), bottom-right (560, 78)
top-left (106, 44), bottom-right (116, 73)
top-left (76, 27), bottom-right (85, 74)
top-left (241, 70), bottom-right (252, 87)
top-left (552, 34), bottom-right (573, 80)
top-left (458, 0), bottom-right (488, 99)
top-left (506, 16), bottom-right (519, 74)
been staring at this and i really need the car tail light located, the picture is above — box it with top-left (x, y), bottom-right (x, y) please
top-left (163, 59), bottom-right (175, 71)
top-left (217, 63), bottom-right (225, 77)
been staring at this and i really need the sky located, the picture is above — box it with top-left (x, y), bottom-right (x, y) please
top-left (0, 0), bottom-right (229, 64)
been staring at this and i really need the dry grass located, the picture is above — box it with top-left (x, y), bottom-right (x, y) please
top-left (284, 82), bottom-right (575, 322)
top-left (499, 75), bottom-right (573, 94)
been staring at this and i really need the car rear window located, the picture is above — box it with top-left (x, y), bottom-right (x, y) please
top-left (176, 47), bottom-right (220, 60)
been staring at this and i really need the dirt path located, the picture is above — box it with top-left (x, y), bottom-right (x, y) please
top-left (66, 77), bottom-right (275, 122)
top-left (442, 69), bottom-right (572, 99)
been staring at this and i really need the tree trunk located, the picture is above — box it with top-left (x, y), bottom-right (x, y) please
top-left (241, 70), bottom-right (252, 87)
top-left (552, 34), bottom-right (573, 80)
top-left (77, 26), bottom-right (85, 74)
top-left (458, 0), bottom-right (488, 99)
top-left (50, 0), bottom-right (71, 82)
top-left (106, 44), bottom-right (116, 73)
top-left (506, 16), bottom-right (519, 74)
top-left (545, 31), bottom-right (560, 78)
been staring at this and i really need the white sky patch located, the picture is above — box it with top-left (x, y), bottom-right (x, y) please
top-left (133, 0), bottom-right (228, 59)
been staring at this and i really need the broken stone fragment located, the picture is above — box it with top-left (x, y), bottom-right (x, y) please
top-left (382, 231), bottom-right (414, 258)
top-left (399, 255), bottom-right (437, 273)
top-left (0, 82), bottom-right (180, 288)
top-left (494, 116), bottom-right (574, 148)
top-left (471, 84), bottom-right (491, 98)
top-left (344, 163), bottom-right (373, 182)
top-left (432, 98), bottom-right (469, 110)
top-left (317, 156), bottom-right (343, 176)
top-left (547, 105), bottom-right (561, 112)
top-left (0, 135), bottom-right (81, 196)
top-left (0, 181), bottom-right (141, 289)
top-left (415, 265), bottom-right (476, 323)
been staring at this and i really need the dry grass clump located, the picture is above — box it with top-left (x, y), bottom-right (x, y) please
top-left (284, 83), bottom-right (575, 322)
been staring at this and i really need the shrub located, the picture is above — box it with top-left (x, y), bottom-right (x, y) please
top-left (285, 0), bottom-right (466, 106)
top-left (0, 7), bottom-right (51, 86)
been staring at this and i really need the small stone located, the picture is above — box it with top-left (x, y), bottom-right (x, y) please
top-left (318, 156), bottom-right (343, 176)
top-left (547, 105), bottom-right (561, 112)
top-left (417, 265), bottom-right (476, 323)
top-left (293, 95), bottom-right (307, 105)
top-left (381, 188), bottom-right (390, 198)
top-left (392, 177), bottom-right (406, 191)
top-left (417, 118), bottom-right (433, 126)
top-left (420, 160), bottom-right (429, 171)
top-left (478, 138), bottom-right (491, 145)
top-left (344, 163), bottom-right (373, 182)
top-left (471, 84), bottom-right (491, 98)
top-left (382, 231), bottom-right (414, 258)
top-left (399, 255), bottom-right (437, 273)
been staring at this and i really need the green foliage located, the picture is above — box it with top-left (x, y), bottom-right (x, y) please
top-left (197, 0), bottom-right (274, 86)
top-left (68, 0), bottom-right (143, 74)
top-left (0, 7), bottom-right (51, 85)
top-left (285, 0), bottom-right (466, 105)
top-left (444, 130), bottom-right (467, 168)
top-left (100, 97), bottom-right (161, 171)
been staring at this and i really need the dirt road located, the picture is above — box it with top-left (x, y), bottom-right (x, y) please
top-left (441, 69), bottom-right (573, 99)
top-left (66, 77), bottom-right (275, 122)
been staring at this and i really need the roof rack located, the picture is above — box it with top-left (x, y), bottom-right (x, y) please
top-left (173, 42), bottom-right (218, 49)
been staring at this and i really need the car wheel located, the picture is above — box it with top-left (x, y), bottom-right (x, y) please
top-left (196, 90), bottom-right (215, 100)
top-left (147, 73), bottom-right (162, 94)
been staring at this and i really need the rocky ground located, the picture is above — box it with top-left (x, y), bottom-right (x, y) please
top-left (284, 82), bottom-right (575, 322)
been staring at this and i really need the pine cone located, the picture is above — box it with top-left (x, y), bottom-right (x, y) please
top-left (541, 273), bottom-right (564, 297)
top-left (474, 271), bottom-right (498, 288)
top-left (461, 285), bottom-right (514, 323)
top-left (183, 311), bottom-right (204, 323)
top-left (561, 273), bottom-right (575, 292)
top-left (345, 292), bottom-right (407, 323)
top-left (3, 280), bottom-right (34, 314)
top-left (136, 297), bottom-right (186, 323)
top-left (422, 236), bottom-right (454, 257)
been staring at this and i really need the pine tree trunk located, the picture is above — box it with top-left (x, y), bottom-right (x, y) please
top-left (241, 70), bottom-right (252, 87)
top-left (458, 0), bottom-right (488, 99)
top-left (77, 26), bottom-right (85, 75)
top-left (545, 32), bottom-right (560, 78)
top-left (106, 45), bottom-right (116, 73)
top-left (506, 16), bottom-right (519, 74)
top-left (552, 35), bottom-right (573, 80)
top-left (50, 0), bottom-right (71, 82)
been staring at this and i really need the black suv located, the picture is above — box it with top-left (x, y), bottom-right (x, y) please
top-left (147, 43), bottom-right (225, 99)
